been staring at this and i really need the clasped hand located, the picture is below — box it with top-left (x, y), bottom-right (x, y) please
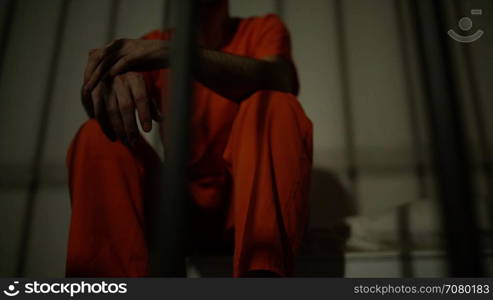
top-left (81, 38), bottom-right (169, 146)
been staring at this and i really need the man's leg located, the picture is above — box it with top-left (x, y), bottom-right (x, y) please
top-left (223, 90), bottom-right (313, 277)
top-left (65, 119), bottom-right (161, 277)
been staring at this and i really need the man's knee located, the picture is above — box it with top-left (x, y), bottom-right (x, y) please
top-left (248, 90), bottom-right (298, 105)
top-left (66, 119), bottom-right (128, 164)
top-left (71, 119), bottom-right (111, 148)
top-left (242, 90), bottom-right (308, 126)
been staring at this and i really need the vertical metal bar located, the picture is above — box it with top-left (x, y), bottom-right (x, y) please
top-left (411, 0), bottom-right (484, 276)
top-left (149, 0), bottom-right (196, 277)
top-left (162, 0), bottom-right (171, 30)
top-left (15, 0), bottom-right (71, 276)
top-left (334, 0), bottom-right (358, 203)
top-left (393, 0), bottom-right (429, 278)
top-left (274, 0), bottom-right (284, 18)
top-left (152, 0), bottom-right (172, 149)
top-left (394, 0), bottom-right (428, 199)
top-left (107, 0), bottom-right (121, 41)
top-left (397, 204), bottom-right (413, 277)
top-left (0, 0), bottom-right (16, 87)
top-left (453, 0), bottom-right (493, 252)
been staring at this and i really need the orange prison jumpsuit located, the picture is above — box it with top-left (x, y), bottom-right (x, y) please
top-left (65, 14), bottom-right (313, 277)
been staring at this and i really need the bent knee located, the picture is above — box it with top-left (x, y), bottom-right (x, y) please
top-left (242, 90), bottom-right (310, 125)
top-left (248, 90), bottom-right (298, 104)
top-left (243, 90), bottom-right (293, 112)
top-left (67, 119), bottom-right (126, 163)
top-left (67, 119), bottom-right (160, 169)
top-left (75, 119), bottom-right (113, 147)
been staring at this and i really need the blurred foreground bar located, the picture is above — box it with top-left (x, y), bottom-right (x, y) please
top-left (149, 0), bottom-right (196, 276)
top-left (15, 0), bottom-right (70, 276)
top-left (412, 0), bottom-right (484, 276)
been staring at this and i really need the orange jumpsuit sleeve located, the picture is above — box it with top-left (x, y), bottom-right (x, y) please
top-left (250, 14), bottom-right (300, 95)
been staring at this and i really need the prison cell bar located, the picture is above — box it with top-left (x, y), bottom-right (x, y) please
top-left (453, 0), bottom-right (493, 249)
top-left (333, 0), bottom-right (358, 208)
top-left (148, 0), bottom-right (197, 277)
top-left (411, 0), bottom-right (484, 276)
top-left (394, 0), bottom-right (429, 200)
top-left (162, 0), bottom-right (171, 30)
top-left (0, 0), bottom-right (16, 86)
top-left (394, 0), bottom-right (429, 278)
top-left (15, 0), bottom-right (71, 276)
top-left (151, 0), bottom-right (171, 150)
top-left (274, 0), bottom-right (284, 19)
top-left (107, 0), bottom-right (121, 42)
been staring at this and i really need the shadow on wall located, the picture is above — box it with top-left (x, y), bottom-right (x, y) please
top-left (295, 168), bottom-right (357, 277)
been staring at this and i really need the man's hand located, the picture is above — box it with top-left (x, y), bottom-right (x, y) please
top-left (83, 39), bottom-right (169, 98)
top-left (82, 72), bottom-right (161, 146)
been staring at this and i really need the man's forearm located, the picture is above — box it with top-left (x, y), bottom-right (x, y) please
top-left (83, 36), bottom-right (298, 104)
top-left (195, 48), bottom-right (295, 102)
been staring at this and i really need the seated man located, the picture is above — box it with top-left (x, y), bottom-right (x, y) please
top-left (66, 0), bottom-right (313, 277)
